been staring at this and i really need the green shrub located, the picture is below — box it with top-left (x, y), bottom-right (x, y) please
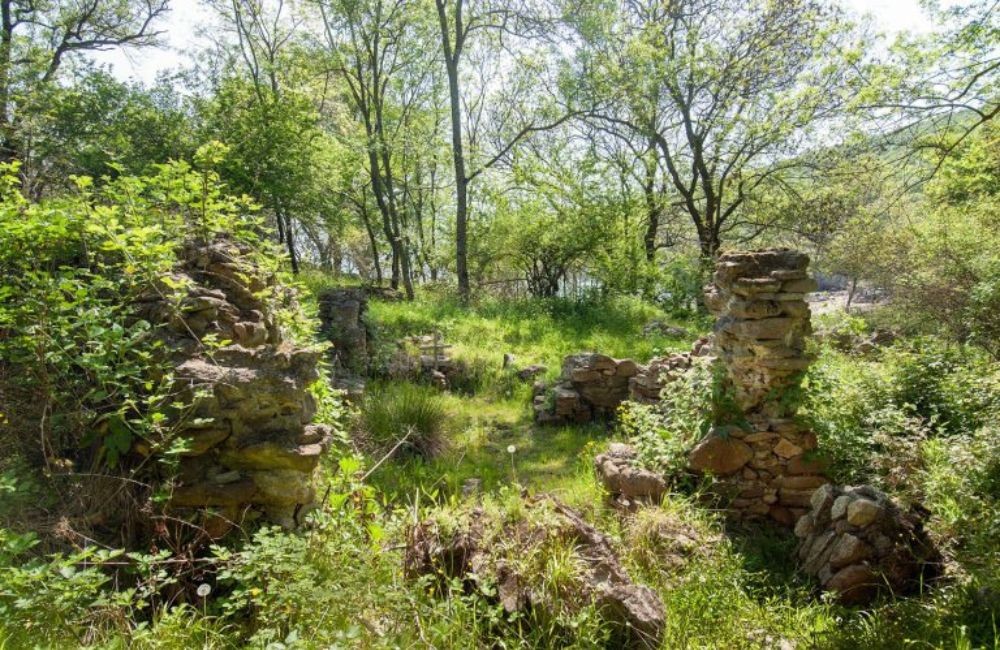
top-left (360, 382), bottom-right (448, 459)
top-left (619, 362), bottom-right (739, 479)
top-left (0, 149), bottom-right (267, 469)
top-left (804, 338), bottom-right (1000, 487)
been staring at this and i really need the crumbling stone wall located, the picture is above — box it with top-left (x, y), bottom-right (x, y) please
top-left (627, 337), bottom-right (712, 404)
top-left (532, 354), bottom-right (639, 425)
top-left (134, 238), bottom-right (333, 533)
top-left (318, 287), bottom-right (373, 374)
top-left (687, 249), bottom-right (826, 525)
top-left (795, 484), bottom-right (940, 604)
top-left (533, 339), bottom-right (712, 424)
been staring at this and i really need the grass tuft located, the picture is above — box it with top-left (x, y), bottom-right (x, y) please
top-left (359, 381), bottom-right (449, 459)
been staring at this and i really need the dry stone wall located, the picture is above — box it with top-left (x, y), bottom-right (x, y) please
top-left (318, 287), bottom-right (372, 374)
top-left (628, 337), bottom-right (712, 404)
top-left (134, 237), bottom-right (333, 533)
top-left (532, 354), bottom-right (639, 424)
top-left (795, 484), bottom-right (940, 605)
top-left (687, 249), bottom-right (826, 525)
top-left (533, 339), bottom-right (712, 424)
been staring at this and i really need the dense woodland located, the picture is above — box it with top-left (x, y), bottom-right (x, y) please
top-left (1, 0), bottom-right (999, 647)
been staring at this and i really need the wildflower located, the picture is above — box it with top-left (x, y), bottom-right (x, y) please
top-left (507, 445), bottom-right (516, 454)
top-left (196, 583), bottom-right (212, 598)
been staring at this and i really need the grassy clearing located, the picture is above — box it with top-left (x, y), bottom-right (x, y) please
top-left (358, 291), bottom-right (700, 509)
top-left (347, 291), bottom-right (1000, 649)
top-left (368, 292), bottom-right (704, 376)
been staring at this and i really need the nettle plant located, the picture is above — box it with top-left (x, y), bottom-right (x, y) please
top-left (618, 362), bottom-right (735, 478)
top-left (0, 143), bottom-right (262, 476)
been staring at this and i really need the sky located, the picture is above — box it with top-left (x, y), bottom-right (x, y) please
top-left (94, 0), bottom-right (939, 86)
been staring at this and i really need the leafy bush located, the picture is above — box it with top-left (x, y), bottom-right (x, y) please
top-left (803, 338), bottom-right (1000, 489)
top-left (359, 382), bottom-right (449, 459)
top-left (618, 363), bottom-right (729, 478)
top-left (0, 147), bottom-right (265, 470)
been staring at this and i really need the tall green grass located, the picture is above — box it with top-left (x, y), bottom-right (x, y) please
top-left (360, 382), bottom-right (449, 459)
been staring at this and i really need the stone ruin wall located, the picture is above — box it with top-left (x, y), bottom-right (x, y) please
top-left (532, 339), bottom-right (711, 426)
top-left (532, 354), bottom-right (639, 424)
top-left (794, 484), bottom-right (940, 604)
top-left (318, 287), bottom-right (373, 375)
top-left (687, 249), bottom-right (827, 526)
top-left (134, 238), bottom-right (333, 535)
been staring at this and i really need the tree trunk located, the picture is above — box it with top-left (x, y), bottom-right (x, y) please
top-left (0, 0), bottom-right (14, 163)
top-left (642, 160), bottom-right (660, 263)
top-left (436, 0), bottom-right (470, 302)
top-left (359, 203), bottom-right (383, 285)
top-left (281, 211), bottom-right (300, 274)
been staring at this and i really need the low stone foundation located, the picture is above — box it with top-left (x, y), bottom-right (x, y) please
top-left (532, 354), bottom-right (639, 424)
top-left (795, 484), bottom-right (940, 605)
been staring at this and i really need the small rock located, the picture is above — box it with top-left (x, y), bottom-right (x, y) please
top-left (828, 534), bottom-right (872, 569)
top-left (461, 478), bottom-right (482, 498)
top-left (794, 514), bottom-right (815, 538)
top-left (824, 564), bottom-right (877, 605)
top-left (517, 364), bottom-right (547, 381)
top-left (773, 438), bottom-right (804, 459)
top-left (846, 498), bottom-right (881, 527)
top-left (830, 495), bottom-right (854, 520)
top-left (810, 484), bottom-right (836, 512)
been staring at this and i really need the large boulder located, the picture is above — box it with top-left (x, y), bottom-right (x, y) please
top-left (688, 428), bottom-right (753, 476)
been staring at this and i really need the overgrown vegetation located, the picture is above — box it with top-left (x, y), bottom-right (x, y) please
top-left (3, 0), bottom-right (1000, 646)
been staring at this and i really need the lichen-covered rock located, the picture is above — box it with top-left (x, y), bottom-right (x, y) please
top-left (405, 496), bottom-right (665, 649)
top-left (795, 484), bottom-right (940, 605)
top-left (594, 443), bottom-right (667, 507)
top-left (133, 237), bottom-right (332, 531)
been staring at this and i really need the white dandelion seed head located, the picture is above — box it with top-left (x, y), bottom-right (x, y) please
top-left (196, 583), bottom-right (212, 598)
top-left (507, 445), bottom-right (516, 454)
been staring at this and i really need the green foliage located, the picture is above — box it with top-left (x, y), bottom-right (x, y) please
top-left (0, 529), bottom-right (115, 645)
top-left (803, 338), bottom-right (1000, 487)
top-left (0, 156), bottom-right (260, 468)
top-left (620, 362), bottom-right (744, 478)
top-left (369, 293), bottom-right (693, 377)
top-left (655, 255), bottom-right (706, 315)
top-left (27, 69), bottom-right (195, 190)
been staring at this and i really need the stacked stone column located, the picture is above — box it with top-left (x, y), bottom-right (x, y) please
top-left (688, 249), bottom-right (826, 525)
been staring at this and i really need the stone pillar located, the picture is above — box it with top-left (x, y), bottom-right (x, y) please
top-left (688, 249), bottom-right (826, 525)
